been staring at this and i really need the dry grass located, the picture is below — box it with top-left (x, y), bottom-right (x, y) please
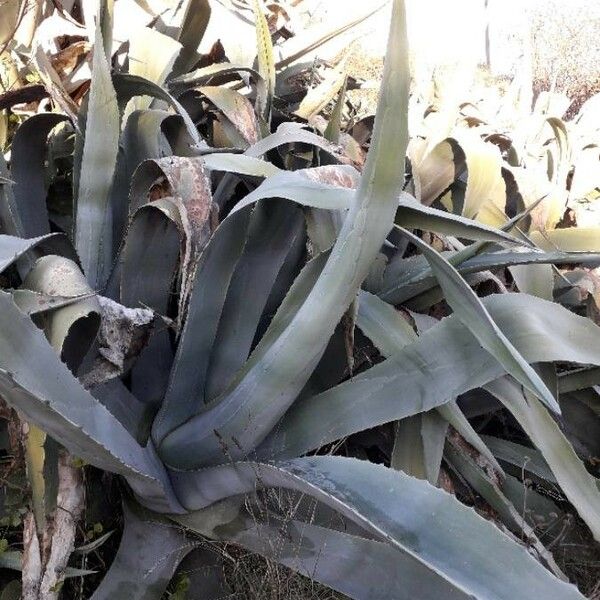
top-left (221, 548), bottom-right (348, 600)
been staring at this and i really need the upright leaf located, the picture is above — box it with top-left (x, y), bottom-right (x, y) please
top-left (252, 0), bottom-right (275, 125)
top-left (75, 17), bottom-right (120, 289)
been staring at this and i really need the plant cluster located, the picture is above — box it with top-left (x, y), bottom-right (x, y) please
top-left (0, 0), bottom-right (598, 598)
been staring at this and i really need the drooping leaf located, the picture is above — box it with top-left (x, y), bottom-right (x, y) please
top-left (113, 73), bottom-right (204, 150)
top-left (0, 234), bottom-right (77, 274)
top-left (10, 114), bottom-right (69, 237)
top-left (0, 292), bottom-right (181, 513)
top-left (200, 86), bottom-right (260, 146)
top-left (231, 167), bottom-right (525, 246)
top-left (172, 456), bottom-right (583, 599)
top-left (380, 248), bottom-right (600, 305)
top-left (203, 153), bottom-right (280, 177)
top-left (90, 503), bottom-right (194, 600)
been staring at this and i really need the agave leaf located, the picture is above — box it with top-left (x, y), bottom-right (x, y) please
top-left (530, 228), bottom-right (600, 252)
top-left (152, 209), bottom-right (252, 442)
top-left (296, 66), bottom-right (347, 120)
top-left (32, 46), bottom-right (79, 125)
top-left (355, 290), bottom-right (416, 356)
top-left (413, 131), bottom-right (506, 221)
top-left (258, 293), bottom-right (600, 460)
top-left (0, 292), bottom-right (181, 513)
top-left (391, 413), bottom-right (448, 484)
top-left (357, 291), bottom-right (502, 475)
top-left (445, 438), bottom-right (565, 580)
top-left (11, 290), bottom-right (97, 316)
top-left (172, 456), bottom-right (582, 599)
top-left (244, 121), bottom-right (340, 159)
top-left (117, 208), bottom-right (175, 406)
top-left (0, 549), bottom-right (95, 577)
top-left (90, 503), bottom-right (194, 600)
top-left (203, 153), bottom-right (281, 177)
top-left (200, 86), bottom-right (260, 146)
top-left (380, 248), bottom-right (600, 306)
top-left (0, 234), bottom-right (77, 274)
top-left (558, 367), bottom-right (600, 393)
top-left (121, 202), bottom-right (182, 315)
top-left (170, 547), bottom-right (231, 600)
top-left (231, 167), bottom-right (525, 246)
top-left (126, 27), bottom-right (182, 115)
top-left (205, 202), bottom-right (305, 401)
top-left (398, 228), bottom-right (559, 413)
top-left (324, 76), bottom-right (347, 144)
top-left (22, 255), bottom-right (95, 539)
top-left (0, 154), bottom-right (24, 237)
top-left (485, 377), bottom-right (600, 541)
top-left (252, 0), bottom-right (275, 125)
top-left (438, 402), bottom-right (503, 474)
top-left (110, 108), bottom-right (175, 250)
top-left (73, 530), bottom-right (114, 556)
top-left (91, 379), bottom-right (154, 445)
top-left (509, 263), bottom-right (554, 300)
top-left (170, 63), bottom-right (267, 104)
top-left (546, 117), bottom-right (571, 190)
top-left (171, 0), bottom-right (211, 75)
top-left (215, 515), bottom-right (473, 600)
top-left (229, 165), bottom-right (357, 213)
top-left (127, 156), bottom-right (215, 316)
top-left (396, 194), bottom-right (525, 245)
top-left (275, 3), bottom-right (387, 69)
top-left (569, 146), bottom-right (600, 204)
top-left (22, 256), bottom-right (101, 371)
top-left (481, 435), bottom-right (556, 484)
top-left (411, 138), bottom-right (455, 207)
top-left (113, 73), bottom-right (204, 150)
top-left (455, 131), bottom-right (506, 220)
top-left (98, 0), bottom-right (114, 58)
top-left (10, 114), bottom-right (69, 237)
top-left (156, 247), bottom-right (329, 449)
top-left (355, 291), bottom-right (442, 481)
top-left (75, 17), bottom-right (120, 289)
top-left (158, 0), bottom-right (410, 468)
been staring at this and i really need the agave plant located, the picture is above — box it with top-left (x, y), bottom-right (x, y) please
top-left (0, 0), bottom-right (600, 598)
